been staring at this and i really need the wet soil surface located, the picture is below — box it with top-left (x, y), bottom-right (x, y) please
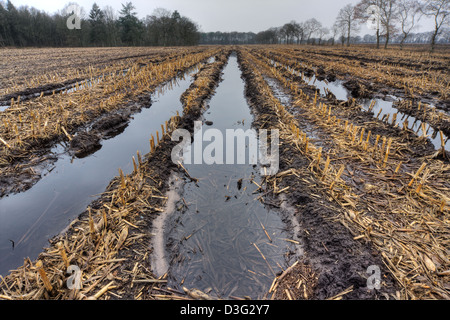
top-left (260, 48), bottom-right (450, 137)
top-left (0, 53), bottom-right (232, 302)
top-left (287, 49), bottom-right (450, 113)
top-left (0, 49), bottom-right (405, 300)
top-left (258, 50), bottom-right (447, 156)
top-left (0, 96), bottom-right (149, 198)
top-left (0, 49), bottom-right (206, 105)
top-left (237, 51), bottom-right (398, 299)
top-left (153, 55), bottom-right (301, 299)
top-left (0, 53), bottom-right (219, 199)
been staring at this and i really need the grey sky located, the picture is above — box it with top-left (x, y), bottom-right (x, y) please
top-left (10, 0), bottom-right (435, 34)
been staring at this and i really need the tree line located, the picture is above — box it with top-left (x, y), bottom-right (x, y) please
top-left (0, 0), bottom-right (448, 50)
top-left (201, 0), bottom-right (449, 51)
top-left (0, 1), bottom-right (200, 47)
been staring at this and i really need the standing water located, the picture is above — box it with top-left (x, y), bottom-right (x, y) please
top-left (307, 73), bottom-right (450, 151)
top-left (0, 66), bottom-right (200, 276)
top-left (152, 55), bottom-right (301, 299)
top-left (271, 60), bottom-right (449, 151)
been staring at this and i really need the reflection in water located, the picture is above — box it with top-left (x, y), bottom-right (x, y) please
top-left (0, 69), bottom-right (197, 276)
top-left (271, 60), bottom-right (449, 151)
top-left (157, 55), bottom-right (300, 299)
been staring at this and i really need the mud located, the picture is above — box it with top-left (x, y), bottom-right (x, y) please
top-left (263, 48), bottom-right (450, 116)
top-left (237, 50), bottom-right (398, 300)
top-left (0, 55), bottom-right (215, 198)
top-left (0, 79), bottom-right (85, 105)
top-left (287, 47), bottom-right (450, 113)
top-left (0, 98), bottom-right (145, 197)
top-left (1, 48), bottom-right (441, 300)
top-left (0, 50), bottom-right (233, 300)
top-left (259, 50), bottom-right (445, 158)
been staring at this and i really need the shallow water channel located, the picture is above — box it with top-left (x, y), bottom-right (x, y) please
top-left (152, 55), bottom-right (300, 299)
top-left (272, 60), bottom-right (449, 151)
top-left (0, 66), bottom-right (200, 276)
top-left (313, 76), bottom-right (449, 151)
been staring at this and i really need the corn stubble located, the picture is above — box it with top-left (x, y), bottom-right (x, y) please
top-left (0, 45), bottom-right (448, 301)
top-left (240, 47), bottom-right (449, 300)
top-left (0, 48), bottom-right (230, 300)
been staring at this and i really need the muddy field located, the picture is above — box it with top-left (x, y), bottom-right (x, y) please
top-left (0, 45), bottom-right (449, 301)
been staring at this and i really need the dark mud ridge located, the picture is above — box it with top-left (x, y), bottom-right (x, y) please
top-left (69, 108), bottom-right (140, 158)
top-left (0, 94), bottom-right (151, 198)
top-left (237, 50), bottom-right (398, 300)
top-left (264, 52), bottom-right (446, 158)
top-left (0, 78), bottom-right (86, 105)
top-left (0, 54), bottom-right (218, 198)
top-left (0, 50), bottom-right (232, 300)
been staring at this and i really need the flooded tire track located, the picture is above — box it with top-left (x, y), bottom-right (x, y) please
top-left (254, 49), bottom-right (449, 151)
top-left (0, 57), bottom-right (215, 276)
top-left (0, 50), bottom-right (220, 198)
top-left (241, 48), bottom-right (450, 300)
top-left (238, 49), bottom-right (398, 300)
top-left (151, 54), bottom-right (302, 299)
top-left (0, 49), bottom-right (232, 300)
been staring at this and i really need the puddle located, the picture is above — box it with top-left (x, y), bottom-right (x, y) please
top-left (309, 77), bottom-right (349, 101)
top-left (265, 77), bottom-right (291, 106)
top-left (0, 68), bottom-right (198, 276)
top-left (264, 76), bottom-right (329, 150)
top-left (269, 58), bottom-right (449, 151)
top-left (152, 55), bottom-right (301, 299)
top-left (359, 98), bottom-right (449, 150)
top-left (272, 60), bottom-right (449, 151)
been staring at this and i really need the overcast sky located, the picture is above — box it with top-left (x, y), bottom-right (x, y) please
top-left (10, 0), bottom-right (435, 34)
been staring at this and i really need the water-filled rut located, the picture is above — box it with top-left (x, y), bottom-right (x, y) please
top-left (0, 66), bottom-right (200, 276)
top-left (151, 55), bottom-right (301, 299)
top-left (269, 58), bottom-right (449, 151)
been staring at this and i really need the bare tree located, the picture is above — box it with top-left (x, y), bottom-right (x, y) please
top-left (336, 4), bottom-right (360, 46)
top-left (420, 0), bottom-right (450, 51)
top-left (355, 0), bottom-right (382, 48)
top-left (397, 0), bottom-right (422, 49)
top-left (278, 24), bottom-right (288, 44)
top-left (334, 19), bottom-right (348, 46)
top-left (380, 0), bottom-right (398, 48)
top-left (317, 27), bottom-right (330, 45)
top-left (331, 21), bottom-right (340, 45)
top-left (304, 18), bottom-right (322, 44)
top-left (283, 21), bottom-right (299, 44)
top-left (291, 21), bottom-right (305, 44)
top-left (355, 0), bottom-right (397, 49)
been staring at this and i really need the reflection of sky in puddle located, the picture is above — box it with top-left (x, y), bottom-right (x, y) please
top-left (163, 55), bottom-right (298, 299)
top-left (272, 60), bottom-right (448, 151)
top-left (309, 76), bottom-right (349, 101)
top-left (0, 68), bottom-right (197, 277)
top-left (360, 99), bottom-right (449, 150)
